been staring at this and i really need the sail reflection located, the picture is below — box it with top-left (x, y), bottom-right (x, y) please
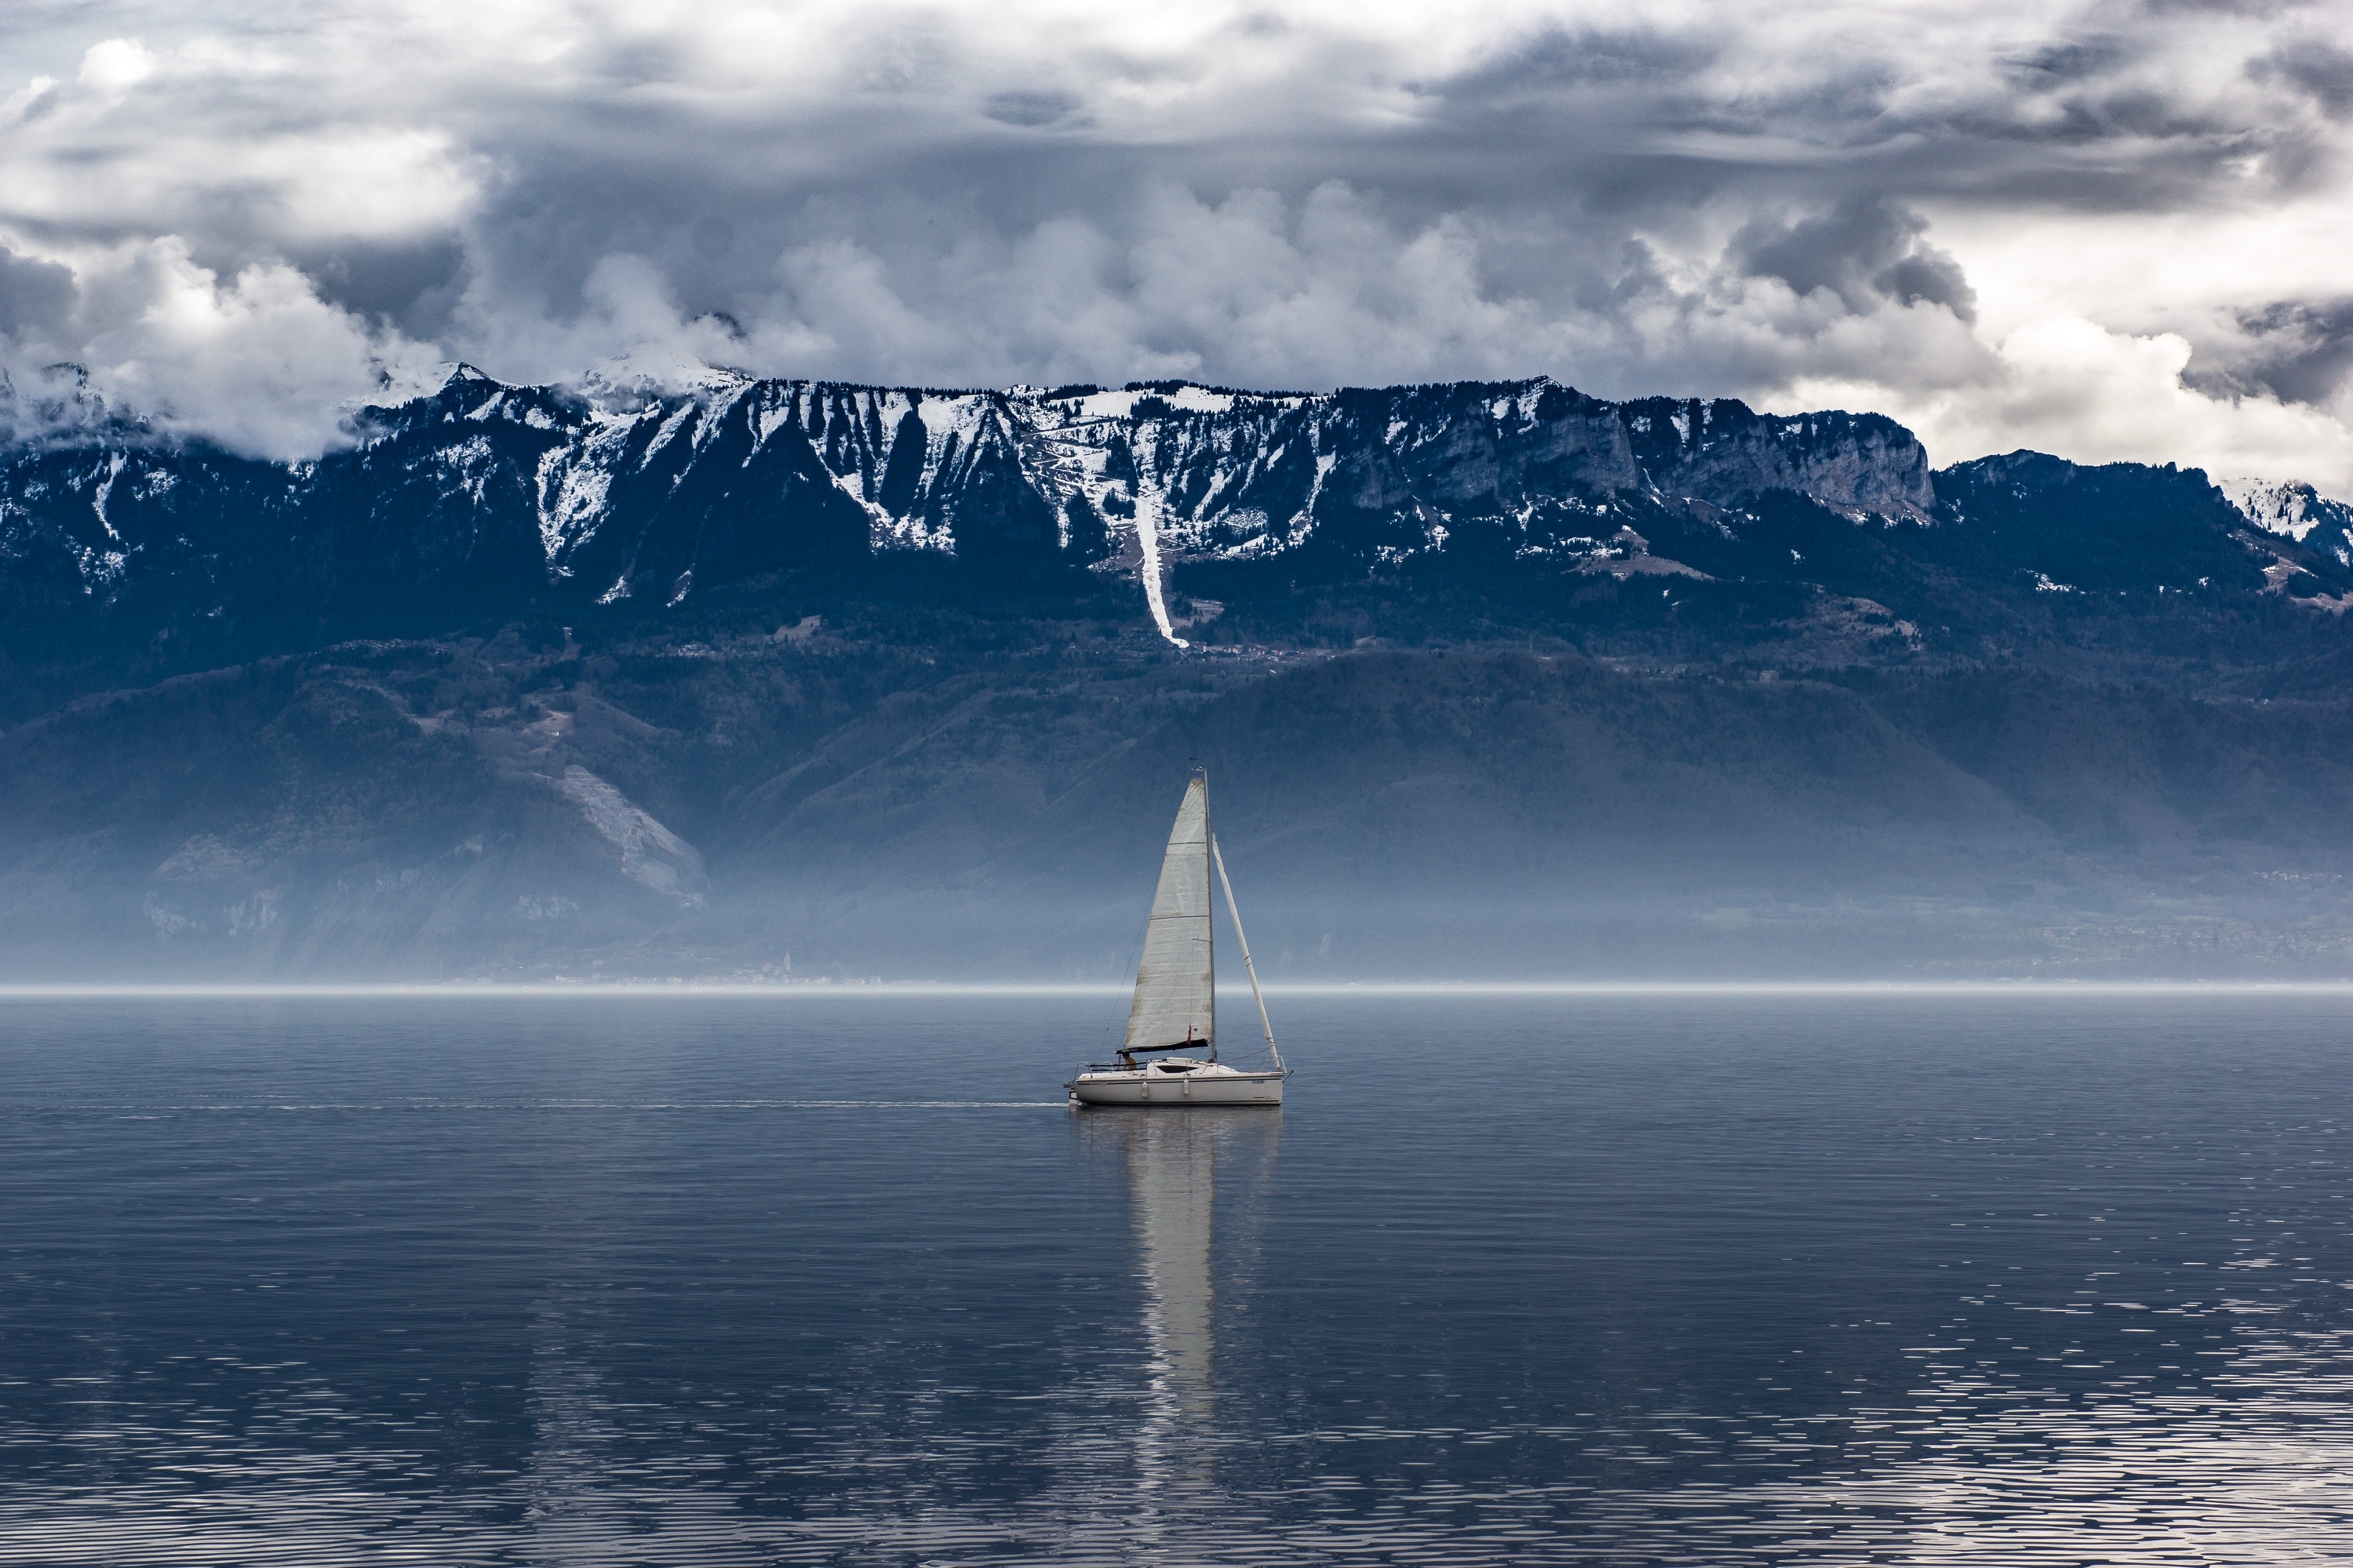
top-left (1131, 1114), bottom-right (1216, 1427)
top-left (1077, 1106), bottom-right (1281, 1498)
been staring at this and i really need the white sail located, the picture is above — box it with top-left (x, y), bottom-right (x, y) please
top-left (1126, 777), bottom-right (1214, 1050)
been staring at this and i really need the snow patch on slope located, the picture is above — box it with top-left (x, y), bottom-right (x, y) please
top-left (1131, 485), bottom-right (1184, 647)
top-left (1065, 386), bottom-right (1238, 420)
top-left (2220, 478), bottom-right (2353, 544)
top-left (537, 438), bottom-right (619, 569)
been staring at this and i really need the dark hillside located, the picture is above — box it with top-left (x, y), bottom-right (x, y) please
top-left (7, 630), bottom-right (2353, 980)
top-left (6, 373), bottom-right (2353, 978)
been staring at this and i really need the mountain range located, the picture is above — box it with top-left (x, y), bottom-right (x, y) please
top-left (5, 369), bottom-right (2353, 980)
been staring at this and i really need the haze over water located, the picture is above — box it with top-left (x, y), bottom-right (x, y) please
top-left (5, 991), bottom-right (2352, 1564)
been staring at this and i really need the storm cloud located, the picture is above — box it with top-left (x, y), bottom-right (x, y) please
top-left (1, 1), bottom-right (2350, 489)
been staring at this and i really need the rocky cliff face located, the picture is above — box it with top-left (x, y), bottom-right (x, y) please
top-left (7, 363), bottom-right (2353, 693)
top-left (0, 370), bottom-right (1940, 651)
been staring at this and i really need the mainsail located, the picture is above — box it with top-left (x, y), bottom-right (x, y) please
top-left (1126, 777), bottom-right (1215, 1051)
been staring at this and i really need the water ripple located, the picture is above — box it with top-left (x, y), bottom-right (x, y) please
top-left (5, 992), bottom-right (2352, 1563)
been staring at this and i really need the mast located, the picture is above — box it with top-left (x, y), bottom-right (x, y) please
top-left (1200, 774), bottom-right (1216, 1064)
top-left (1206, 772), bottom-right (1215, 1053)
top-left (1210, 831), bottom-right (1280, 1073)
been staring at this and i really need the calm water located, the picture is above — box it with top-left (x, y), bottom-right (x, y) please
top-left (5, 991), bottom-right (2353, 1564)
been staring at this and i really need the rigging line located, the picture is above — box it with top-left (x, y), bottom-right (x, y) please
top-left (1209, 831), bottom-right (1280, 1071)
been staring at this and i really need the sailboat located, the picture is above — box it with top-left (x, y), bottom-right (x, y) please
top-left (1068, 773), bottom-right (1289, 1107)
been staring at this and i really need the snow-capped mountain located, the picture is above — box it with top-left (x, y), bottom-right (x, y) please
top-left (5, 366), bottom-right (2351, 664)
top-left (2220, 478), bottom-right (2353, 562)
top-left (0, 369), bottom-right (1936, 647)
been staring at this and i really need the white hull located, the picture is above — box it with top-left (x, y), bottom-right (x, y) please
top-left (1068, 1062), bottom-right (1285, 1107)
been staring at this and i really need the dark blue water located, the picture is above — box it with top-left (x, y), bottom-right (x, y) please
top-left (5, 991), bottom-right (2353, 1564)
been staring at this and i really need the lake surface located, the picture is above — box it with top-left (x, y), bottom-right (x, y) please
top-left (5, 990), bottom-right (2353, 1564)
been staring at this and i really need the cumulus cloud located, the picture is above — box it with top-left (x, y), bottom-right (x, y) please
top-left (0, 237), bottom-right (443, 458)
top-left (0, 0), bottom-right (2349, 489)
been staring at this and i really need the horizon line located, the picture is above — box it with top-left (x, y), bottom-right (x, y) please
top-left (4, 979), bottom-right (2353, 999)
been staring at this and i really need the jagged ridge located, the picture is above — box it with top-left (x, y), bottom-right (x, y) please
top-left (2, 367), bottom-right (2348, 658)
top-left (0, 372), bottom-right (1932, 640)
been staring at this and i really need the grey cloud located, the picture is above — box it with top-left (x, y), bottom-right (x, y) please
top-left (296, 238), bottom-right (469, 337)
top-left (0, 247), bottom-right (74, 339)
top-left (982, 89), bottom-right (1086, 128)
top-left (2250, 38), bottom-right (2353, 118)
top-left (2185, 299), bottom-right (2353, 405)
top-left (0, 1), bottom-right (2345, 483)
top-left (691, 218), bottom-right (736, 260)
top-left (1410, 26), bottom-right (1718, 100)
top-left (1729, 201), bottom-right (1977, 324)
top-left (1368, 9), bottom-right (2309, 232)
top-left (2139, 0), bottom-right (2303, 15)
top-left (2003, 35), bottom-right (2136, 89)
top-left (1879, 253), bottom-right (1976, 320)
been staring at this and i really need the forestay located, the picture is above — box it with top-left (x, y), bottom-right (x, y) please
top-left (1126, 777), bottom-right (1215, 1050)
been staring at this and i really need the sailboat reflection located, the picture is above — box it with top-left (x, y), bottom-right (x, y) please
top-left (1078, 1107), bottom-right (1282, 1492)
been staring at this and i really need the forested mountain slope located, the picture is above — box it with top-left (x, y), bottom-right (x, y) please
top-left (4, 370), bottom-right (2351, 979)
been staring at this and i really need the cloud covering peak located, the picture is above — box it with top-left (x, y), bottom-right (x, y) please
top-left (1, 0), bottom-right (2350, 489)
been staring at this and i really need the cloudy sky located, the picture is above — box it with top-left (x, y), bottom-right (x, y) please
top-left (2, 0), bottom-right (2351, 489)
